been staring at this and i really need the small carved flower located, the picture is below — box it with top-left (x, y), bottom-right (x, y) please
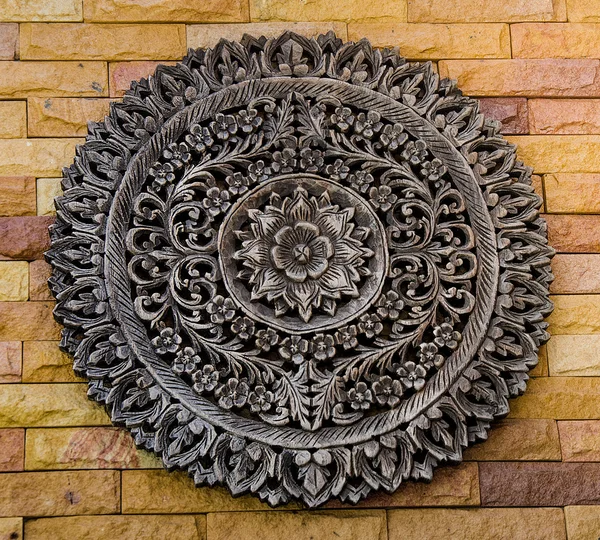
top-left (346, 381), bottom-right (373, 410)
top-left (330, 106), bottom-right (355, 132)
top-left (418, 342), bottom-right (444, 369)
top-left (192, 364), bottom-right (219, 393)
top-left (216, 378), bottom-right (249, 409)
top-left (354, 111), bottom-right (383, 139)
top-left (279, 335), bottom-right (309, 364)
top-left (325, 159), bottom-right (350, 181)
top-left (420, 158), bottom-right (447, 182)
top-left (299, 148), bottom-right (324, 173)
top-left (149, 162), bottom-right (175, 190)
top-left (202, 186), bottom-right (231, 217)
top-left (310, 333), bottom-right (336, 361)
top-left (226, 172), bottom-right (249, 195)
top-left (379, 123), bottom-right (408, 150)
top-left (248, 385), bottom-right (275, 412)
top-left (401, 140), bottom-right (428, 165)
top-left (433, 322), bottom-right (461, 350)
top-left (271, 148), bottom-right (297, 174)
top-left (372, 375), bottom-right (403, 407)
top-left (185, 123), bottom-right (214, 153)
top-left (151, 327), bottom-right (182, 355)
top-left (238, 108), bottom-right (262, 133)
top-left (231, 316), bottom-right (255, 340)
top-left (172, 346), bottom-right (200, 375)
top-left (396, 361), bottom-right (427, 391)
top-left (375, 291), bottom-right (404, 320)
top-left (348, 170), bottom-right (374, 194)
top-left (210, 112), bottom-right (238, 141)
top-left (206, 295), bottom-right (236, 324)
top-left (335, 325), bottom-right (358, 350)
top-left (255, 328), bottom-right (279, 352)
top-left (248, 160), bottom-right (270, 183)
top-left (358, 313), bottom-right (383, 339)
top-left (163, 142), bottom-right (191, 169)
top-left (369, 185), bottom-right (398, 212)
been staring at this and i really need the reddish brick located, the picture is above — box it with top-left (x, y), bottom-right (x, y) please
top-left (0, 341), bottom-right (21, 383)
top-left (0, 428), bottom-right (24, 471)
top-left (109, 61), bottom-right (176, 97)
top-left (478, 98), bottom-right (528, 134)
top-left (0, 216), bottom-right (54, 260)
top-left (559, 421), bottom-right (600, 462)
top-left (29, 260), bottom-right (52, 301)
top-left (0, 24), bottom-right (17, 60)
top-left (551, 254), bottom-right (600, 293)
top-left (545, 214), bottom-right (600, 253)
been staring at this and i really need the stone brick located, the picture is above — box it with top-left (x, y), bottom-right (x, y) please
top-left (480, 462), bottom-right (600, 506)
top-left (28, 98), bottom-right (112, 137)
top-left (0, 101), bottom-right (26, 138)
top-left (347, 23), bottom-right (509, 59)
top-left (109, 61), bottom-right (176, 97)
top-left (407, 0), bottom-right (566, 22)
top-left (84, 0), bottom-right (248, 22)
top-left (25, 427), bottom-right (161, 470)
top-left (548, 295), bottom-right (600, 334)
top-left (0, 139), bottom-right (82, 177)
top-left (0, 0), bottom-right (82, 21)
top-left (187, 22), bottom-right (348, 48)
top-left (22, 341), bottom-right (79, 383)
top-left (21, 23), bottom-right (187, 61)
top-left (0, 177), bottom-right (36, 216)
top-left (251, 0), bottom-right (407, 22)
top-left (463, 419), bottom-right (561, 461)
top-left (0, 216), bottom-right (54, 260)
top-left (545, 174), bottom-right (600, 212)
top-left (0, 470), bottom-right (119, 517)
top-left (530, 343), bottom-right (549, 377)
top-left (567, 0), bottom-right (600, 21)
top-left (36, 178), bottom-right (62, 216)
top-left (508, 377), bottom-right (600, 419)
top-left (478, 98), bottom-right (528, 134)
top-left (0, 302), bottom-right (61, 341)
top-left (551, 255), bottom-right (600, 294)
top-left (0, 429), bottom-right (24, 472)
top-left (0, 518), bottom-right (22, 540)
top-left (438, 59), bottom-right (600, 97)
top-left (0, 383), bottom-right (110, 428)
top-left (565, 506), bottom-right (600, 540)
top-left (0, 261), bottom-right (28, 301)
top-left (387, 508), bottom-right (566, 540)
top-left (559, 421), bottom-right (600, 461)
top-left (0, 342), bottom-right (21, 383)
top-left (512, 23), bottom-right (600, 58)
top-left (207, 511), bottom-right (387, 540)
top-left (0, 24), bottom-right (17, 60)
top-left (548, 335), bottom-right (600, 376)
top-left (0, 61), bottom-right (107, 98)
top-left (530, 99), bottom-right (600, 134)
top-left (25, 515), bottom-right (204, 540)
top-left (546, 215), bottom-right (600, 253)
top-left (29, 260), bottom-right (52, 301)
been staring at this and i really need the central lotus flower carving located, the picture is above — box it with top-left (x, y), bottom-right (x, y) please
top-left (235, 187), bottom-right (374, 322)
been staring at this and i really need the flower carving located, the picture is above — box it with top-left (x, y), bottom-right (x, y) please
top-left (234, 187), bottom-right (374, 322)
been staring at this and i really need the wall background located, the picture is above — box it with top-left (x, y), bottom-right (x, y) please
top-left (0, 0), bottom-right (599, 538)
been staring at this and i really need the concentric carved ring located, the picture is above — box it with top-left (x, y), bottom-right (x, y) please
top-left (47, 32), bottom-right (554, 508)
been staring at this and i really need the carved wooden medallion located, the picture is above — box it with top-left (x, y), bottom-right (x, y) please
top-left (47, 32), bottom-right (554, 507)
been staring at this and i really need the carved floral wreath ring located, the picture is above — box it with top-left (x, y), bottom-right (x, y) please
top-left (47, 32), bottom-right (554, 507)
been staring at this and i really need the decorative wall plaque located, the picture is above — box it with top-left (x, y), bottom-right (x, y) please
top-left (47, 32), bottom-right (554, 507)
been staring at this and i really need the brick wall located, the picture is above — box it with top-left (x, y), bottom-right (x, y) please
top-left (0, 0), bottom-right (599, 539)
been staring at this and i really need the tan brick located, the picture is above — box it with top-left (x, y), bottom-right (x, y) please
top-left (568, 0), bottom-right (600, 21)
top-left (0, 216), bottom-right (54, 260)
top-left (29, 260), bottom-right (52, 301)
top-left (546, 215), bottom-right (600, 253)
top-left (109, 61), bottom-right (176, 97)
top-left (28, 98), bottom-right (112, 137)
top-left (548, 295), bottom-right (600, 334)
top-left (565, 506), bottom-right (600, 540)
top-left (408, 0), bottom-right (566, 22)
top-left (0, 303), bottom-right (60, 341)
top-left (388, 508), bottom-right (566, 540)
top-left (463, 419), bottom-right (561, 461)
top-left (25, 515), bottom-right (204, 540)
top-left (21, 23), bottom-right (187, 61)
top-left (187, 22), bottom-right (348, 48)
top-left (0, 101), bottom-right (26, 138)
top-left (548, 335), bottom-right (600, 376)
top-left (478, 98), bottom-right (529, 134)
top-left (530, 343), bottom-right (549, 377)
top-left (0, 342), bottom-right (20, 383)
top-left (251, 0), bottom-right (407, 22)
top-left (545, 174), bottom-right (600, 213)
top-left (560, 421), bottom-right (600, 461)
top-left (22, 341), bottom-right (79, 383)
top-left (530, 99), bottom-right (600, 135)
top-left (0, 428), bottom-right (24, 472)
top-left (0, 139), bottom-right (82, 177)
top-left (25, 427), bottom-right (161, 470)
top-left (347, 23), bottom-right (509, 59)
top-left (0, 177), bottom-right (36, 217)
top-left (0, 0), bottom-right (81, 22)
top-left (439, 59), bottom-right (600, 97)
top-left (0, 24), bottom-right (17, 60)
top-left (0, 470), bottom-right (119, 517)
top-left (0, 383), bottom-right (110, 428)
top-left (208, 511), bottom-right (386, 540)
top-left (513, 23), bottom-right (600, 58)
top-left (0, 518), bottom-right (22, 540)
top-left (508, 377), bottom-right (600, 419)
top-left (0, 262), bottom-right (28, 301)
top-left (551, 255), bottom-right (600, 294)
top-left (36, 178), bottom-right (62, 216)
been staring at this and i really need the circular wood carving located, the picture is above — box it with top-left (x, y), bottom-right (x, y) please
top-left (47, 32), bottom-right (554, 507)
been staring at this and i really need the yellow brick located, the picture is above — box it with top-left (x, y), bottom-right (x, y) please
top-left (36, 178), bottom-right (62, 216)
top-left (251, 0), bottom-right (407, 23)
top-left (348, 23), bottom-right (510, 59)
top-left (0, 261), bottom-right (28, 301)
top-left (0, 139), bottom-right (81, 177)
top-left (0, 177), bottom-right (36, 216)
top-left (28, 98), bottom-right (112, 137)
top-left (22, 340), bottom-right (79, 383)
top-left (512, 23), bottom-right (600, 58)
top-left (548, 335), bottom-right (600, 376)
top-left (545, 174), bottom-right (600, 212)
top-left (568, 0), bottom-right (600, 21)
top-left (187, 22), bottom-right (348, 48)
top-left (0, 518), bottom-right (22, 540)
top-left (21, 23), bottom-right (187, 61)
top-left (0, 0), bottom-right (82, 21)
top-left (565, 506), bottom-right (600, 540)
top-left (0, 383), bottom-right (110, 427)
top-left (84, 0), bottom-right (248, 23)
top-left (0, 101), bottom-right (25, 138)
top-left (548, 295), bottom-right (600, 334)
